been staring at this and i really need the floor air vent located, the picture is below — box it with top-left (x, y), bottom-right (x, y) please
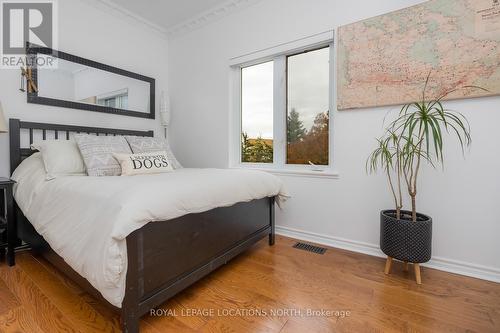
top-left (293, 242), bottom-right (327, 254)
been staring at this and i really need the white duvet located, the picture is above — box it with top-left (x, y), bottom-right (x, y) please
top-left (12, 153), bottom-right (287, 307)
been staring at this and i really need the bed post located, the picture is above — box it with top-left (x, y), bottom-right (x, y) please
top-left (121, 298), bottom-right (139, 333)
top-left (9, 119), bottom-right (21, 174)
top-left (121, 232), bottom-right (140, 333)
top-left (269, 196), bottom-right (275, 246)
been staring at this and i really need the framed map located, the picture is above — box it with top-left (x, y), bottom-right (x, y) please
top-left (337, 0), bottom-right (500, 110)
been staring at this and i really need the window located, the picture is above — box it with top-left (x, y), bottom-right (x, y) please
top-left (96, 89), bottom-right (129, 109)
top-left (287, 47), bottom-right (329, 165)
top-left (98, 94), bottom-right (128, 109)
top-left (241, 61), bottom-right (274, 163)
top-left (233, 36), bottom-right (333, 174)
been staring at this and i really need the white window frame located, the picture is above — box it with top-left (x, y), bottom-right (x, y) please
top-left (229, 31), bottom-right (338, 179)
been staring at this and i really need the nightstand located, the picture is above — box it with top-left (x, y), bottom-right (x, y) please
top-left (0, 178), bottom-right (15, 266)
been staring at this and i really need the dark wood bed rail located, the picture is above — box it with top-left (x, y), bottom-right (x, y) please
top-left (9, 118), bottom-right (154, 173)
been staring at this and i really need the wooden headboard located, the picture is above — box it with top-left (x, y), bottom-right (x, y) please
top-left (9, 119), bottom-right (154, 173)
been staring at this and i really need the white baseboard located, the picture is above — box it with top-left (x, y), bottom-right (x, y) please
top-left (275, 225), bottom-right (500, 283)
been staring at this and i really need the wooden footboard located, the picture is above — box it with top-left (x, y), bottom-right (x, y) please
top-left (15, 196), bottom-right (275, 333)
top-left (121, 197), bottom-right (275, 332)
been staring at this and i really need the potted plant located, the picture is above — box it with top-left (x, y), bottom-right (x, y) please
top-left (367, 75), bottom-right (484, 284)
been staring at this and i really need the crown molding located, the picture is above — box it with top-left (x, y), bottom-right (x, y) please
top-left (80, 0), bottom-right (262, 41)
top-left (79, 0), bottom-right (169, 40)
top-left (167, 0), bottom-right (262, 38)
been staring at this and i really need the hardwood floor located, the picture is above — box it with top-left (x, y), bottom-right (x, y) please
top-left (0, 235), bottom-right (499, 332)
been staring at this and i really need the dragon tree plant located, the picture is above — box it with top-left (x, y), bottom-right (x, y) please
top-left (368, 73), bottom-right (485, 222)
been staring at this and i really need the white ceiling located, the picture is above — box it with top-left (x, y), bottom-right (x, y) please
top-left (110, 0), bottom-right (229, 31)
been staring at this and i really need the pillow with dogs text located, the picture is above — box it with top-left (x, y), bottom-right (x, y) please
top-left (125, 136), bottom-right (182, 169)
top-left (113, 151), bottom-right (174, 176)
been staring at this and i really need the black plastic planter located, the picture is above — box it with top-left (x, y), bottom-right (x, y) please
top-left (380, 210), bottom-right (432, 263)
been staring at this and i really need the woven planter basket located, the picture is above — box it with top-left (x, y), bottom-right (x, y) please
top-left (380, 210), bottom-right (432, 263)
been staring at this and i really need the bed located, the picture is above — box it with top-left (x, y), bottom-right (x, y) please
top-left (9, 119), bottom-right (284, 333)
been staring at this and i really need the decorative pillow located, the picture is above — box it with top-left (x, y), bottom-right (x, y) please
top-left (31, 140), bottom-right (86, 180)
top-left (74, 134), bottom-right (132, 176)
top-left (125, 136), bottom-right (182, 169)
top-left (113, 151), bottom-right (174, 176)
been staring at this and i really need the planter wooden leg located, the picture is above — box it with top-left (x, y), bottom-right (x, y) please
top-left (414, 264), bottom-right (422, 285)
top-left (403, 261), bottom-right (409, 272)
top-left (384, 257), bottom-right (393, 275)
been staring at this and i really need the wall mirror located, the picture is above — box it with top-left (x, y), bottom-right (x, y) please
top-left (26, 44), bottom-right (155, 119)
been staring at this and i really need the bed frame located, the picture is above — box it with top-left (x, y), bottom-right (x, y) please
top-left (9, 119), bottom-right (276, 333)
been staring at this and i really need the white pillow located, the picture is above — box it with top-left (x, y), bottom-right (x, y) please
top-left (31, 140), bottom-right (86, 180)
top-left (113, 151), bottom-right (174, 176)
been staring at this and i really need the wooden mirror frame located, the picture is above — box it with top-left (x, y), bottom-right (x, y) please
top-left (26, 43), bottom-right (155, 119)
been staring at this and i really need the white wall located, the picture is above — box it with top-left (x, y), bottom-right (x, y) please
top-left (0, 0), bottom-right (168, 175)
top-left (168, 0), bottom-right (500, 280)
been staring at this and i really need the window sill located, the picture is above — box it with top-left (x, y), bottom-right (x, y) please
top-left (231, 166), bottom-right (339, 179)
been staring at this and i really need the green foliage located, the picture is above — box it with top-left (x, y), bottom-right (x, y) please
top-left (310, 112), bottom-right (329, 135)
top-left (287, 111), bottom-right (329, 165)
top-left (287, 108), bottom-right (306, 143)
top-left (242, 110), bottom-right (329, 165)
top-left (241, 132), bottom-right (273, 163)
top-left (367, 73), bottom-right (484, 221)
top-left (241, 132), bottom-right (252, 162)
top-left (367, 133), bottom-right (397, 174)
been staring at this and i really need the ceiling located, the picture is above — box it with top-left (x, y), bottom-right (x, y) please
top-left (110, 0), bottom-right (229, 31)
